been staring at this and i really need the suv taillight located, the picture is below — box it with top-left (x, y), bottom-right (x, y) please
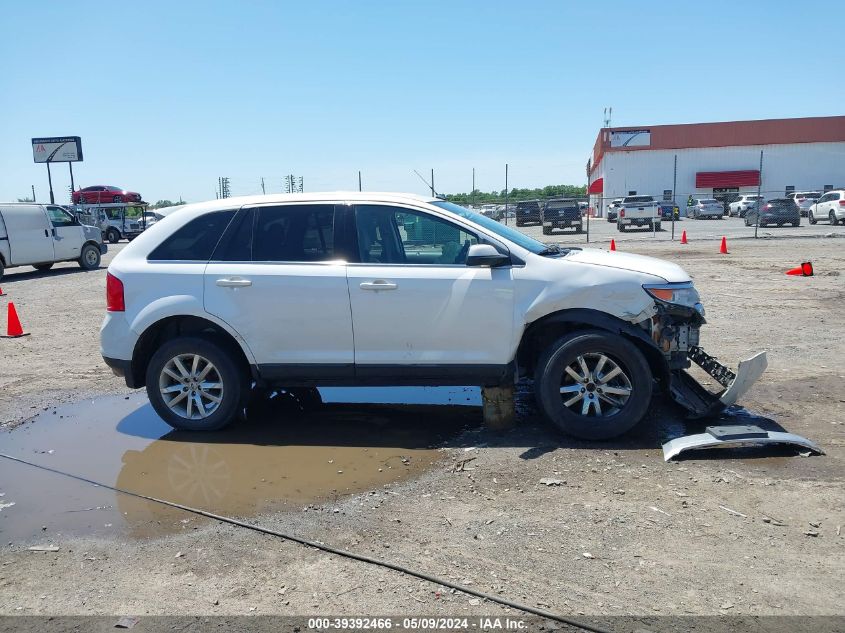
top-left (106, 273), bottom-right (125, 312)
top-left (619, 209), bottom-right (625, 217)
top-left (839, 200), bottom-right (845, 206)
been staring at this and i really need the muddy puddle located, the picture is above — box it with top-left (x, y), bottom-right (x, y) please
top-left (0, 388), bottom-right (480, 542)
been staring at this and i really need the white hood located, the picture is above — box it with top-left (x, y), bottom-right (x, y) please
top-left (566, 248), bottom-right (690, 283)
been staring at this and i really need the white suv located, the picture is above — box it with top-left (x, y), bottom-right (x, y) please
top-left (101, 192), bottom-right (763, 440)
top-left (808, 190), bottom-right (845, 225)
top-left (728, 194), bottom-right (763, 217)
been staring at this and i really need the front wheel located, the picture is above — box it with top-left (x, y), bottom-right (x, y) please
top-left (809, 211), bottom-right (817, 225)
top-left (113, 195), bottom-right (124, 203)
top-left (542, 226), bottom-right (551, 235)
top-left (107, 228), bottom-right (120, 244)
top-left (146, 337), bottom-right (248, 431)
top-left (831, 211), bottom-right (839, 226)
top-left (534, 331), bottom-right (653, 440)
top-left (78, 244), bottom-right (101, 270)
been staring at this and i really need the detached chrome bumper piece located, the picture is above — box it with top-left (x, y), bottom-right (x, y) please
top-left (669, 347), bottom-right (767, 418)
top-left (663, 425), bottom-right (824, 461)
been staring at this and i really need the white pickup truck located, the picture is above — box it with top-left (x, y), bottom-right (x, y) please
top-left (617, 196), bottom-right (661, 232)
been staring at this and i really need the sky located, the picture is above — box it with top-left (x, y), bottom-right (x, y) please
top-left (1, 0), bottom-right (842, 205)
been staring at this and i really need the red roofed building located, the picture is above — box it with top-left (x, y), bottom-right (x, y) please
top-left (586, 115), bottom-right (845, 216)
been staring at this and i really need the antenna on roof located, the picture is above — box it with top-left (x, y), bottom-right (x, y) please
top-left (603, 107), bottom-right (612, 128)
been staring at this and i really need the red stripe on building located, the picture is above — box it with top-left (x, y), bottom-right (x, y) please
top-left (695, 170), bottom-right (760, 188)
top-left (588, 177), bottom-right (604, 193)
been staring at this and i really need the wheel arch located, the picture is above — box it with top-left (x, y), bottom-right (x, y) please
top-left (516, 308), bottom-right (668, 384)
top-left (129, 315), bottom-right (252, 389)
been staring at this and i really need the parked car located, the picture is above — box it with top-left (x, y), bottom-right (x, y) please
top-left (728, 194), bottom-right (764, 217)
top-left (786, 191), bottom-right (822, 217)
top-left (744, 198), bottom-right (801, 227)
top-left (658, 201), bottom-right (680, 221)
top-left (687, 198), bottom-right (724, 219)
top-left (101, 192), bottom-right (761, 440)
top-left (72, 186), bottom-right (142, 205)
top-left (0, 203), bottom-right (106, 280)
top-left (617, 196), bottom-right (661, 232)
top-left (606, 198), bottom-right (623, 222)
top-left (808, 190), bottom-right (845, 225)
top-left (541, 198), bottom-right (583, 234)
top-left (578, 201), bottom-right (589, 216)
top-left (515, 200), bottom-right (542, 226)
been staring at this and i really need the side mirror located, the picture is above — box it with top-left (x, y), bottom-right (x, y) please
top-left (466, 243), bottom-right (510, 268)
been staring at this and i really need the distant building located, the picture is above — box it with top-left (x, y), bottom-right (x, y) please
top-left (586, 115), bottom-right (845, 216)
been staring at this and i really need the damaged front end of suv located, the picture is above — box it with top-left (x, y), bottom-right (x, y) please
top-left (642, 281), bottom-right (767, 418)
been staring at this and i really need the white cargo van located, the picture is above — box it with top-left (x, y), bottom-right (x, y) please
top-left (0, 203), bottom-right (107, 281)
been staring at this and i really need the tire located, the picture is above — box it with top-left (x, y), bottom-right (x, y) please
top-left (33, 263), bottom-right (54, 271)
top-left (287, 387), bottom-right (323, 411)
top-left (146, 336), bottom-right (247, 431)
top-left (534, 330), bottom-right (653, 440)
top-left (516, 220), bottom-right (524, 227)
top-left (809, 211), bottom-right (817, 225)
top-left (655, 223), bottom-right (661, 231)
top-left (107, 228), bottom-right (120, 244)
top-left (542, 226), bottom-right (551, 235)
top-left (0, 259), bottom-right (4, 282)
top-left (113, 195), bottom-right (124, 203)
top-left (575, 224), bottom-right (583, 233)
top-left (831, 211), bottom-right (839, 226)
top-left (78, 244), bottom-right (101, 270)
top-left (618, 223), bottom-right (626, 232)
top-left (792, 221), bottom-right (800, 227)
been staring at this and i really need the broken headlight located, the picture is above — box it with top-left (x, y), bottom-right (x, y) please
top-left (643, 282), bottom-right (705, 317)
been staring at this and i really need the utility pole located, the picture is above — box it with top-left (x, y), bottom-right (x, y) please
top-left (671, 154), bottom-right (678, 241)
top-left (261, 177), bottom-right (265, 194)
top-left (358, 170), bottom-right (362, 192)
top-left (68, 162), bottom-right (75, 195)
top-left (754, 150), bottom-right (764, 239)
top-left (472, 168), bottom-right (475, 207)
top-left (430, 169), bottom-right (435, 197)
top-left (31, 184), bottom-right (36, 202)
top-left (218, 177), bottom-right (231, 199)
top-left (504, 163), bottom-right (509, 226)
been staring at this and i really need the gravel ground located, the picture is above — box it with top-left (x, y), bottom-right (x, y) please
top-left (0, 236), bottom-right (843, 620)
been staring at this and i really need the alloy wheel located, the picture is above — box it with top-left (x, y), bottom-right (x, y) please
top-left (159, 353), bottom-right (225, 420)
top-left (559, 352), bottom-right (632, 417)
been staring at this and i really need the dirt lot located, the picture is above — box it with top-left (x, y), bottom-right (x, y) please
top-left (0, 236), bottom-right (843, 623)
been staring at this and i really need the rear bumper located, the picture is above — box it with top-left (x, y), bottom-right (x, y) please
top-left (543, 218), bottom-right (581, 228)
top-left (618, 217), bottom-right (657, 225)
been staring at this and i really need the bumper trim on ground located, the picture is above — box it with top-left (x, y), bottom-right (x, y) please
top-left (663, 424), bottom-right (824, 461)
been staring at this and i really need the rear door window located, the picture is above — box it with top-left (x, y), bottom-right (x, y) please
top-left (148, 210), bottom-right (235, 261)
top-left (252, 205), bottom-right (335, 262)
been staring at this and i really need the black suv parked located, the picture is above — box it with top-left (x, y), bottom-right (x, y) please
top-left (515, 200), bottom-right (542, 226)
top-left (744, 198), bottom-right (800, 227)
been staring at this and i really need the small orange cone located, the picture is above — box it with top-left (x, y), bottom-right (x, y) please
top-left (719, 236), bottom-right (728, 254)
top-left (680, 230), bottom-right (688, 244)
top-left (0, 287), bottom-right (5, 296)
top-left (610, 239), bottom-right (617, 251)
top-left (786, 262), bottom-right (814, 277)
top-left (2, 302), bottom-right (29, 338)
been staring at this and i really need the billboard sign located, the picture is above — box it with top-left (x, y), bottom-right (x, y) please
top-left (610, 129), bottom-right (651, 148)
top-left (32, 136), bottom-right (83, 163)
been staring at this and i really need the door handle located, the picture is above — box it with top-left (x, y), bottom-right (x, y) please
top-left (360, 280), bottom-right (398, 291)
top-left (216, 277), bottom-right (253, 288)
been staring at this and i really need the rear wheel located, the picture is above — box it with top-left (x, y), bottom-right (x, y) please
top-left (542, 226), bottom-right (551, 235)
top-left (831, 211), bottom-right (839, 226)
top-left (535, 331), bottom-right (653, 440)
top-left (792, 220), bottom-right (800, 227)
top-left (618, 223), bottom-right (626, 232)
top-left (78, 244), bottom-right (101, 270)
top-left (809, 210), bottom-right (817, 225)
top-left (107, 228), bottom-right (120, 243)
top-left (146, 337), bottom-right (247, 431)
top-left (33, 263), bottom-right (54, 271)
top-left (113, 195), bottom-right (123, 203)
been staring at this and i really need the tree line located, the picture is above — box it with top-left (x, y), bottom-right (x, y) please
top-left (444, 184), bottom-right (587, 205)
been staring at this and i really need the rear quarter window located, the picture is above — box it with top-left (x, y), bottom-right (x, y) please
top-left (148, 210), bottom-right (235, 261)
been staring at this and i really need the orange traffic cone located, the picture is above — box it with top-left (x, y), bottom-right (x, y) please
top-left (786, 262), bottom-right (814, 277)
top-left (719, 236), bottom-right (728, 254)
top-left (610, 239), bottom-right (617, 251)
top-left (680, 230), bottom-right (688, 244)
top-left (2, 302), bottom-right (29, 338)
top-left (0, 287), bottom-right (5, 296)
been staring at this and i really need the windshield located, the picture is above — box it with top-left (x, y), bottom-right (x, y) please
top-left (432, 200), bottom-right (548, 254)
top-left (801, 192), bottom-right (821, 199)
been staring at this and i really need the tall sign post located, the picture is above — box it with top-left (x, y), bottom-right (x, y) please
top-left (32, 136), bottom-right (83, 204)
